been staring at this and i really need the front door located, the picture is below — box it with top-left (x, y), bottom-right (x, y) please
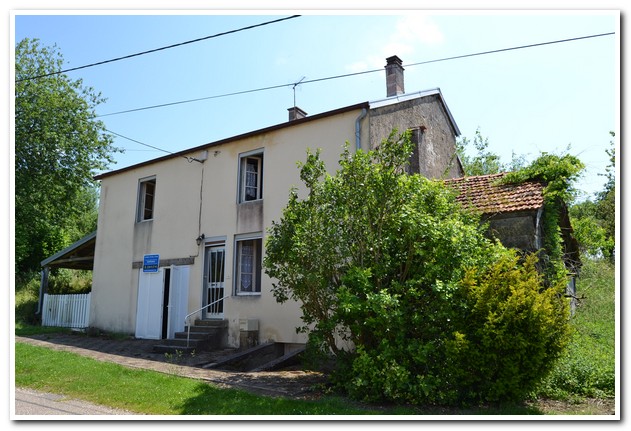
top-left (135, 265), bottom-right (190, 340)
top-left (135, 269), bottom-right (164, 340)
top-left (203, 245), bottom-right (225, 319)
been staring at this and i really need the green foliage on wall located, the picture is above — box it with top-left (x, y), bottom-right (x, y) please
top-left (500, 152), bottom-right (585, 282)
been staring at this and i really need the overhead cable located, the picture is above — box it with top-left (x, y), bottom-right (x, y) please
top-left (96, 31), bottom-right (615, 118)
top-left (17, 15), bottom-right (301, 82)
top-left (105, 128), bottom-right (203, 163)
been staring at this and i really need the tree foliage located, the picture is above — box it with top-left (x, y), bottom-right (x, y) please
top-left (500, 151), bottom-right (585, 282)
top-left (15, 38), bottom-right (119, 273)
top-left (456, 128), bottom-right (525, 176)
top-left (264, 131), bottom-right (571, 406)
top-left (568, 132), bottom-right (616, 261)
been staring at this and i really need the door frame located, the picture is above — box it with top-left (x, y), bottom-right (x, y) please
top-left (203, 242), bottom-right (227, 319)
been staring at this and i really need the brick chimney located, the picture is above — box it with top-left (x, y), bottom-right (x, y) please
top-left (385, 55), bottom-right (405, 97)
top-left (288, 106), bottom-right (308, 121)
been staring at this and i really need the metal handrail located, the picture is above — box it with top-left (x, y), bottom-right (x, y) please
top-left (184, 296), bottom-right (227, 348)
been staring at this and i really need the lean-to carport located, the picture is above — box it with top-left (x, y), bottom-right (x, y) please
top-left (37, 231), bottom-right (96, 318)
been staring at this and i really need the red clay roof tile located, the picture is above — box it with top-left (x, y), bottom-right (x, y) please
top-left (443, 172), bottom-right (544, 215)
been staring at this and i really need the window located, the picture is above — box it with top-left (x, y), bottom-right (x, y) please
top-left (239, 151), bottom-right (263, 202)
top-left (137, 177), bottom-right (156, 222)
top-left (235, 237), bottom-right (262, 295)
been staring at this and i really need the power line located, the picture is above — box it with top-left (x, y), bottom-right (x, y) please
top-left (98, 82), bottom-right (295, 117)
top-left (105, 128), bottom-right (173, 155)
top-left (17, 15), bottom-right (301, 82)
top-left (96, 31), bottom-right (615, 118)
top-left (404, 31), bottom-right (615, 69)
top-left (105, 128), bottom-right (203, 163)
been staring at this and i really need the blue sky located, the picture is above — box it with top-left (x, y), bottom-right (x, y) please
top-left (11, 9), bottom-right (619, 201)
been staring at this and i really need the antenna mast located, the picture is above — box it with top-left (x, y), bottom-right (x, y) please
top-left (293, 76), bottom-right (306, 109)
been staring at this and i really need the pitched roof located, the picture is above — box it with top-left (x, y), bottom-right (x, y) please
top-left (94, 88), bottom-right (461, 181)
top-left (443, 173), bottom-right (545, 215)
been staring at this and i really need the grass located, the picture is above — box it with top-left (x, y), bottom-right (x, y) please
top-left (15, 342), bottom-right (547, 416)
top-left (535, 258), bottom-right (616, 400)
top-left (14, 342), bottom-right (416, 416)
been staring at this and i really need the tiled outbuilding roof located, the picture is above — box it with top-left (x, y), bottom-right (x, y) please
top-left (443, 173), bottom-right (545, 215)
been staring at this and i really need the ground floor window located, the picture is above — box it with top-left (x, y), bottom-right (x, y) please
top-left (235, 236), bottom-right (262, 295)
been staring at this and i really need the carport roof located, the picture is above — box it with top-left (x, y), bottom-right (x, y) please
top-left (40, 231), bottom-right (96, 270)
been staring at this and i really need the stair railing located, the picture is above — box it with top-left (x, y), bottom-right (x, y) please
top-left (184, 296), bottom-right (227, 348)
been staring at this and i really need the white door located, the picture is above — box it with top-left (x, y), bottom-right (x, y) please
top-left (167, 265), bottom-right (190, 339)
top-left (135, 269), bottom-right (164, 340)
top-left (203, 245), bottom-right (225, 319)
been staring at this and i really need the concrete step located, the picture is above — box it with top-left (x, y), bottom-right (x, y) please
top-left (193, 319), bottom-right (228, 328)
top-left (153, 319), bottom-right (228, 354)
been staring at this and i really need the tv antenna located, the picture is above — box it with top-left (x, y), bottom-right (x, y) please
top-left (292, 76), bottom-right (306, 109)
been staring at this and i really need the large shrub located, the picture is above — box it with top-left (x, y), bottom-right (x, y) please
top-left (264, 131), bottom-right (572, 406)
top-left (442, 252), bottom-right (571, 404)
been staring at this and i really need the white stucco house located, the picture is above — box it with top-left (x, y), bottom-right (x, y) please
top-left (86, 56), bottom-right (465, 350)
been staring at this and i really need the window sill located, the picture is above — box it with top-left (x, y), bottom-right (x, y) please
top-left (236, 292), bottom-right (261, 297)
top-left (238, 198), bottom-right (263, 205)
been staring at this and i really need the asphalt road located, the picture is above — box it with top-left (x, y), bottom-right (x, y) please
top-left (13, 387), bottom-right (139, 417)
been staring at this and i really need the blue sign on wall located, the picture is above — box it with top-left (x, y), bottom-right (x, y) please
top-left (143, 254), bottom-right (160, 273)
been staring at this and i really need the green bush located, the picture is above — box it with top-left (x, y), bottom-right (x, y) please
top-left (443, 252), bottom-right (571, 405)
top-left (15, 272), bottom-right (42, 325)
top-left (338, 252), bottom-right (571, 406)
top-left (47, 269), bottom-right (92, 294)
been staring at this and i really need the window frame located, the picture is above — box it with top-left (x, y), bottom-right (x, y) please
top-left (238, 149), bottom-right (264, 203)
top-left (234, 234), bottom-right (263, 296)
top-left (136, 176), bottom-right (156, 222)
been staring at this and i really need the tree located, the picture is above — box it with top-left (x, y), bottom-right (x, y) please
top-left (455, 128), bottom-right (525, 176)
top-left (264, 131), bottom-right (571, 405)
top-left (568, 132), bottom-right (615, 261)
top-left (597, 132), bottom-right (616, 249)
top-left (15, 38), bottom-right (119, 273)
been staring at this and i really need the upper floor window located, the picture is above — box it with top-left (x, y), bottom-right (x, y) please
top-left (137, 177), bottom-right (156, 222)
top-left (239, 150), bottom-right (264, 202)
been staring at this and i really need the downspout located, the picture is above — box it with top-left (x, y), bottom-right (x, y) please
top-left (355, 108), bottom-right (367, 151)
top-left (534, 207), bottom-right (544, 249)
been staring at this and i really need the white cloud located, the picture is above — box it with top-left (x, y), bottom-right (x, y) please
top-left (394, 14), bottom-right (445, 47)
top-left (346, 13), bottom-right (444, 72)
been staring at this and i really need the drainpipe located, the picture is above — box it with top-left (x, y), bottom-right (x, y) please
top-left (535, 207), bottom-right (544, 249)
top-left (355, 108), bottom-right (367, 151)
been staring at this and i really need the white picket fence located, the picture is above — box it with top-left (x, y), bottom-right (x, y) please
top-left (42, 293), bottom-right (91, 329)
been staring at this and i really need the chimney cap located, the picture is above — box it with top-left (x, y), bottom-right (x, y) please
top-left (288, 106), bottom-right (308, 121)
top-left (385, 55), bottom-right (404, 67)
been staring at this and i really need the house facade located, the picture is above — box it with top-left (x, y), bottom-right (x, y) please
top-left (90, 56), bottom-right (464, 347)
